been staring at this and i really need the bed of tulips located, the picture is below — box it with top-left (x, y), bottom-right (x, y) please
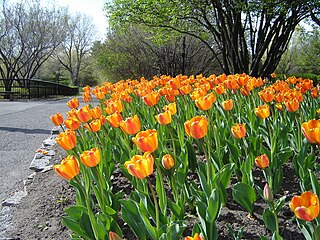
top-left (50, 73), bottom-right (320, 240)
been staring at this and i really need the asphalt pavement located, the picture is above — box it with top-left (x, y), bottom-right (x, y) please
top-left (0, 99), bottom-right (70, 202)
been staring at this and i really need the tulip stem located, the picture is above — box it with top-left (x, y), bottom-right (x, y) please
top-left (167, 125), bottom-right (176, 158)
top-left (312, 221), bottom-right (319, 240)
top-left (271, 203), bottom-right (280, 238)
top-left (93, 166), bottom-right (106, 213)
top-left (147, 177), bottom-right (159, 238)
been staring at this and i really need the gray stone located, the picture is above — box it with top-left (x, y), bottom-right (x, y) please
top-left (29, 155), bottom-right (51, 171)
top-left (41, 165), bottom-right (53, 173)
top-left (42, 138), bottom-right (56, 147)
top-left (2, 190), bottom-right (27, 207)
top-left (51, 126), bottom-right (61, 136)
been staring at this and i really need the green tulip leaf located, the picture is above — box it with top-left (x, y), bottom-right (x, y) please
top-left (232, 182), bottom-right (256, 213)
top-left (262, 209), bottom-right (276, 232)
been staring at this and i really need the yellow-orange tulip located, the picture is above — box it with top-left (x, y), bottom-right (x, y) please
top-left (142, 91), bottom-right (160, 107)
top-left (132, 129), bottom-right (158, 153)
top-left (120, 115), bottom-right (141, 135)
top-left (106, 112), bottom-right (123, 128)
top-left (64, 117), bottom-right (81, 130)
top-left (221, 99), bottom-right (234, 111)
top-left (163, 102), bottom-right (177, 115)
top-left (275, 103), bottom-right (283, 111)
top-left (254, 105), bottom-right (270, 119)
top-left (190, 88), bottom-right (207, 100)
top-left (185, 233), bottom-right (204, 240)
top-left (184, 116), bottom-right (208, 139)
top-left (162, 154), bottom-right (174, 170)
top-left (301, 119), bottom-right (320, 144)
top-left (231, 123), bottom-right (246, 139)
top-left (124, 152), bottom-right (154, 179)
top-left (80, 148), bottom-right (101, 167)
top-left (91, 106), bottom-right (102, 119)
top-left (284, 98), bottom-right (299, 112)
top-left (76, 105), bottom-right (92, 123)
top-left (50, 112), bottom-right (64, 126)
top-left (259, 88), bottom-right (274, 103)
top-left (67, 98), bottom-right (79, 109)
top-left (289, 191), bottom-right (319, 221)
top-left (83, 92), bottom-right (91, 103)
top-left (255, 154), bottom-right (269, 168)
top-left (86, 119), bottom-right (101, 132)
top-left (179, 84), bottom-right (192, 95)
top-left (214, 84), bottom-right (226, 95)
top-left (53, 155), bottom-right (79, 181)
top-left (155, 111), bottom-right (172, 125)
top-left (56, 130), bottom-right (77, 150)
top-left (104, 99), bottom-right (124, 115)
top-left (195, 92), bottom-right (216, 111)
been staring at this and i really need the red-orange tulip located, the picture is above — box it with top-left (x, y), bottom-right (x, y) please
top-left (155, 111), bottom-right (172, 125)
top-left (50, 112), bottom-right (64, 126)
top-left (289, 191), bottom-right (319, 221)
top-left (53, 155), bottom-right (80, 181)
top-left (254, 105), bottom-right (270, 119)
top-left (67, 98), bottom-right (79, 109)
top-left (64, 117), bottom-right (81, 130)
top-left (142, 91), bottom-right (160, 107)
top-left (255, 154), bottom-right (269, 168)
top-left (185, 233), bottom-right (204, 240)
top-left (284, 98), bottom-right (299, 112)
top-left (301, 119), bottom-right (320, 144)
top-left (132, 129), bottom-right (158, 153)
top-left (106, 112), bottom-right (123, 128)
top-left (83, 92), bottom-right (91, 103)
top-left (80, 148), bottom-right (101, 167)
top-left (214, 84), bottom-right (226, 95)
top-left (259, 88), bottom-right (274, 103)
top-left (184, 116), bottom-right (208, 139)
top-left (120, 115), bottom-right (141, 135)
top-left (231, 123), bottom-right (246, 139)
top-left (195, 92), bottom-right (216, 110)
top-left (124, 152), bottom-right (154, 179)
top-left (162, 154), bottom-right (174, 170)
top-left (221, 99), bottom-right (234, 111)
top-left (76, 105), bottom-right (92, 123)
top-left (56, 130), bottom-right (77, 150)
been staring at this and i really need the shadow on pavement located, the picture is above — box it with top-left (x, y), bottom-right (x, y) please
top-left (0, 127), bottom-right (51, 135)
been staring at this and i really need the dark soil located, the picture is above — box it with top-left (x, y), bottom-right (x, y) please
top-left (5, 144), bottom-right (305, 240)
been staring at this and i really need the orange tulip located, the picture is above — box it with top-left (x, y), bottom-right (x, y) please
top-left (221, 99), bottom-right (234, 111)
top-left (275, 103), bottom-right (283, 111)
top-left (67, 97), bottom-right (79, 109)
top-left (162, 154), bottom-right (174, 170)
top-left (142, 91), bottom-right (160, 107)
top-left (254, 105), bottom-right (270, 119)
top-left (155, 111), bottom-right (172, 125)
top-left (184, 116), bottom-right (208, 139)
top-left (120, 115), bottom-right (141, 135)
top-left (301, 119), bottom-right (320, 144)
top-left (104, 99), bottom-right (124, 115)
top-left (163, 102), bottom-right (177, 115)
top-left (132, 129), bottom-right (158, 153)
top-left (311, 87), bottom-right (318, 98)
top-left (53, 155), bottom-right (80, 181)
top-left (124, 152), bottom-right (154, 179)
top-left (50, 112), bottom-right (64, 126)
top-left (64, 117), bottom-right (81, 130)
top-left (83, 85), bottom-right (91, 93)
top-left (274, 93), bottom-right (285, 103)
top-left (190, 88), bottom-right (207, 100)
top-left (80, 148), bottom-right (101, 167)
top-left (56, 130), bottom-right (77, 150)
top-left (195, 92), bottom-right (216, 110)
top-left (91, 106), bottom-right (102, 119)
top-left (109, 231), bottom-right (122, 240)
top-left (231, 123), bottom-right (246, 139)
top-left (255, 154), bottom-right (269, 168)
top-left (179, 84), bottom-right (192, 95)
top-left (83, 92), bottom-right (91, 103)
top-left (289, 191), bottom-right (319, 221)
top-left (185, 233), bottom-right (204, 240)
top-left (259, 88), bottom-right (274, 103)
top-left (284, 98), bottom-right (299, 112)
top-left (86, 119), bottom-right (101, 132)
top-left (270, 73), bottom-right (276, 78)
top-left (214, 84), bottom-right (226, 95)
top-left (76, 105), bottom-right (92, 123)
top-left (106, 112), bottom-right (123, 128)
top-left (67, 109), bottom-right (77, 118)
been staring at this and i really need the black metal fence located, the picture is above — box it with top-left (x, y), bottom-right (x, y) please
top-left (0, 78), bottom-right (79, 100)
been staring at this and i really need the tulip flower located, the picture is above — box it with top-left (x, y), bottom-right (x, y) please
top-left (231, 123), bottom-right (246, 139)
top-left (106, 112), bottom-right (123, 128)
top-left (190, 88), bottom-right (207, 100)
top-left (91, 106), bottom-right (102, 119)
top-left (255, 154), bottom-right (269, 168)
top-left (179, 84), bottom-right (192, 95)
top-left (184, 116), bottom-right (208, 139)
top-left (56, 130), bottom-right (77, 150)
top-left (270, 73), bottom-right (276, 78)
top-left (124, 152), bottom-right (154, 179)
top-left (50, 112), bottom-right (64, 126)
top-left (301, 119), bottom-right (320, 144)
top-left (289, 191), bottom-right (319, 221)
top-left (109, 231), bottom-right (122, 240)
top-left (284, 98), bottom-right (299, 112)
top-left (53, 155), bottom-right (80, 181)
top-left (263, 183), bottom-right (274, 202)
top-left (163, 102), bottom-right (177, 115)
top-left (142, 91), bottom-right (160, 107)
top-left (104, 99), bottom-right (124, 115)
top-left (259, 88), bottom-right (274, 103)
top-left (185, 233), bottom-right (204, 240)
top-left (195, 92), bottom-right (216, 110)
top-left (221, 99), bottom-right (234, 111)
top-left (132, 129), bottom-right (158, 152)
top-left (275, 103), bottom-right (283, 111)
top-left (162, 154), bottom-right (174, 170)
top-left (120, 115), bottom-right (141, 135)
top-left (254, 105), bottom-right (270, 119)
top-left (80, 148), bottom-right (101, 167)
top-left (83, 92), bottom-right (91, 103)
top-left (214, 84), bottom-right (226, 95)
top-left (86, 119), bottom-right (101, 132)
top-left (67, 98), bottom-right (79, 109)
top-left (76, 105), bottom-right (92, 123)
top-left (155, 111), bottom-right (172, 125)
top-left (64, 117), bottom-right (81, 130)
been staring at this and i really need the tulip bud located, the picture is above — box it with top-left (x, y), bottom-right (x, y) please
top-left (162, 154), bottom-right (174, 170)
top-left (263, 183), bottom-right (273, 202)
top-left (109, 231), bottom-right (122, 240)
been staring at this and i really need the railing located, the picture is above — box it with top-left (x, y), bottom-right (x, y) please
top-left (0, 78), bottom-right (79, 100)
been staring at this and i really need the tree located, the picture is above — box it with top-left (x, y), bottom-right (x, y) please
top-left (53, 13), bottom-right (96, 86)
top-left (0, 0), bottom-right (67, 91)
top-left (106, 0), bottom-right (319, 77)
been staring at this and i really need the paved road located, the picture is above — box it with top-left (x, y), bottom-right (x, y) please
top-left (0, 99), bottom-right (70, 202)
